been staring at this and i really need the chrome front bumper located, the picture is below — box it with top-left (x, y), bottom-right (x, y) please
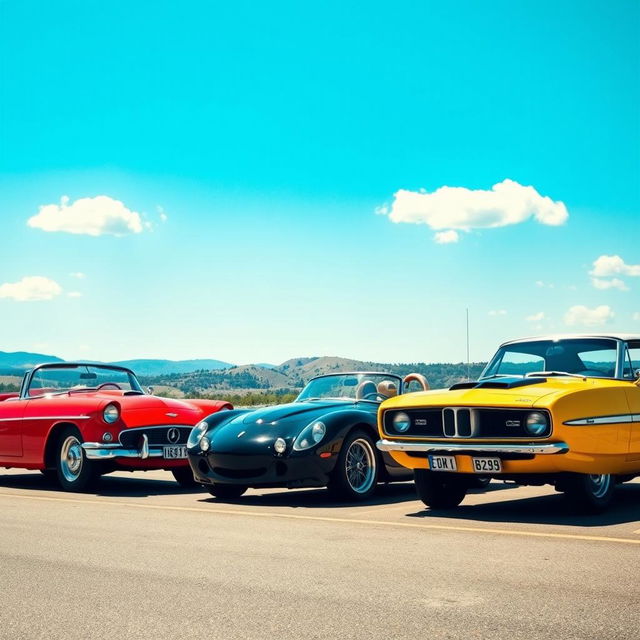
top-left (82, 434), bottom-right (166, 460)
top-left (377, 439), bottom-right (569, 456)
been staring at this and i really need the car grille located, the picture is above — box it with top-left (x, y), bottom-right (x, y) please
top-left (383, 408), bottom-right (551, 439)
top-left (118, 426), bottom-right (192, 448)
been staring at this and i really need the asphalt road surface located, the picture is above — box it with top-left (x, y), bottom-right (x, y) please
top-left (1, 469), bottom-right (640, 640)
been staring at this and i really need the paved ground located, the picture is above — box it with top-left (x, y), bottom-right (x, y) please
top-left (1, 469), bottom-right (640, 640)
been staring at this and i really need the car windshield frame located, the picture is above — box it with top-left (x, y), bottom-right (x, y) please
top-left (295, 372), bottom-right (403, 404)
top-left (21, 363), bottom-right (143, 399)
top-left (480, 337), bottom-right (625, 381)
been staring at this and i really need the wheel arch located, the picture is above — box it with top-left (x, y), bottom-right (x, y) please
top-left (43, 421), bottom-right (81, 470)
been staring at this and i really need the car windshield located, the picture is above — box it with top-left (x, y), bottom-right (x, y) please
top-left (296, 373), bottom-right (402, 403)
top-left (26, 365), bottom-right (142, 397)
top-left (481, 338), bottom-right (619, 379)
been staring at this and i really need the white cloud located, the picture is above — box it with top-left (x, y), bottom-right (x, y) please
top-left (0, 276), bottom-right (62, 301)
top-left (488, 309), bottom-right (507, 316)
top-left (67, 291), bottom-right (82, 298)
top-left (590, 255), bottom-right (640, 278)
top-left (434, 230), bottom-right (459, 244)
top-left (378, 179), bottom-right (568, 243)
top-left (591, 277), bottom-right (628, 291)
top-left (69, 272), bottom-right (85, 279)
top-left (157, 205), bottom-right (168, 222)
top-left (526, 311), bottom-right (545, 323)
top-left (28, 195), bottom-right (145, 236)
top-left (633, 312), bottom-right (640, 321)
top-left (564, 305), bottom-right (614, 327)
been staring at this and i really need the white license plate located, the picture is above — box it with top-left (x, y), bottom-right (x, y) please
top-left (472, 457), bottom-right (502, 473)
top-left (163, 446), bottom-right (187, 459)
top-left (428, 455), bottom-right (457, 472)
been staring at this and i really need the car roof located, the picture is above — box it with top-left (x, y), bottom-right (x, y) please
top-left (499, 334), bottom-right (640, 347)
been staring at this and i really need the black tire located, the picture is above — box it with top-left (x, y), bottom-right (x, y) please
top-left (171, 466), bottom-right (200, 488)
top-left (54, 426), bottom-right (100, 492)
top-left (561, 473), bottom-right (615, 513)
top-left (327, 429), bottom-right (379, 501)
top-left (207, 484), bottom-right (248, 500)
top-left (415, 470), bottom-right (467, 509)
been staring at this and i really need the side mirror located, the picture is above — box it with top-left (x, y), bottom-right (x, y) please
top-left (147, 386), bottom-right (154, 395)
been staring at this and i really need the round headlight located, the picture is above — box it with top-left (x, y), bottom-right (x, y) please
top-left (293, 421), bottom-right (327, 451)
top-left (393, 412), bottom-right (411, 433)
top-left (526, 412), bottom-right (548, 436)
top-left (274, 437), bottom-right (287, 454)
top-left (187, 421), bottom-right (209, 449)
top-left (103, 404), bottom-right (119, 424)
top-left (311, 422), bottom-right (326, 443)
top-left (200, 436), bottom-right (211, 452)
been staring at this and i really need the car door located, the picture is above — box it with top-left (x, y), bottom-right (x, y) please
top-left (0, 397), bottom-right (27, 458)
top-left (624, 341), bottom-right (640, 459)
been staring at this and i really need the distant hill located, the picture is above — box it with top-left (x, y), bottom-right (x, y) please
top-left (0, 350), bottom-right (487, 398)
top-left (0, 350), bottom-right (64, 374)
top-left (111, 358), bottom-right (234, 376)
top-left (0, 351), bottom-right (233, 377)
top-left (142, 356), bottom-right (487, 397)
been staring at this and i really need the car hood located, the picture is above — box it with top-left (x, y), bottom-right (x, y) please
top-left (208, 400), bottom-right (354, 452)
top-left (380, 377), bottom-right (627, 411)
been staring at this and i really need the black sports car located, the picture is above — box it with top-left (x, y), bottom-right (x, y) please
top-left (187, 371), bottom-right (430, 501)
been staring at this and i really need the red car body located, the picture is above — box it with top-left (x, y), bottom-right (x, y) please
top-left (0, 362), bottom-right (231, 490)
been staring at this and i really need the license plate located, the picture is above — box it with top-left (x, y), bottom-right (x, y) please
top-left (472, 457), bottom-right (502, 473)
top-left (163, 446), bottom-right (187, 459)
top-left (428, 455), bottom-right (457, 472)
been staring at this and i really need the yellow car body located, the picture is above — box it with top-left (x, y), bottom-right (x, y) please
top-left (377, 334), bottom-right (640, 510)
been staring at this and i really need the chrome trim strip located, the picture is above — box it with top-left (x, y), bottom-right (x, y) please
top-left (377, 439), bottom-right (569, 455)
top-left (81, 441), bottom-right (187, 460)
top-left (564, 414), bottom-right (640, 426)
top-left (0, 415), bottom-right (90, 422)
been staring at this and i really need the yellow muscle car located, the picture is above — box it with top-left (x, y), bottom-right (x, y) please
top-left (377, 334), bottom-right (640, 512)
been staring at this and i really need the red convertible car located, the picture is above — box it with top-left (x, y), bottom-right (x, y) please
top-left (0, 362), bottom-right (232, 491)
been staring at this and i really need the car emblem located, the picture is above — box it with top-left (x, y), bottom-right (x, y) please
top-left (167, 427), bottom-right (181, 443)
top-left (237, 430), bottom-right (246, 438)
top-left (415, 419), bottom-right (427, 426)
top-left (166, 412), bottom-right (178, 418)
top-left (505, 420), bottom-right (521, 427)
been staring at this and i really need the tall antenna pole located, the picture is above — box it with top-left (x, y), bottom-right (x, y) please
top-left (466, 308), bottom-right (470, 381)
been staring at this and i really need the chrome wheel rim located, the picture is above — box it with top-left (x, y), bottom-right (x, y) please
top-left (60, 436), bottom-right (83, 483)
top-left (345, 438), bottom-right (376, 494)
top-left (587, 474), bottom-right (611, 499)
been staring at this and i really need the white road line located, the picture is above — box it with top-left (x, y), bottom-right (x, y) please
top-left (1, 491), bottom-right (639, 546)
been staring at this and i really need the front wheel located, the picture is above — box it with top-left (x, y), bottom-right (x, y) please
top-left (328, 430), bottom-right (379, 501)
top-left (561, 473), bottom-right (615, 513)
top-left (415, 470), bottom-right (467, 509)
top-left (171, 466), bottom-right (200, 488)
top-left (207, 484), bottom-right (248, 500)
top-left (55, 427), bottom-right (99, 492)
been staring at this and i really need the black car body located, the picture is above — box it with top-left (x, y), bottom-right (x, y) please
top-left (187, 371), bottom-right (429, 500)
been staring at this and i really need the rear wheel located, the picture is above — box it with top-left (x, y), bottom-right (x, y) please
top-left (55, 427), bottom-right (100, 492)
top-left (328, 430), bottom-right (379, 501)
top-left (561, 473), bottom-right (615, 513)
top-left (415, 470), bottom-right (467, 509)
top-left (207, 484), bottom-right (247, 500)
top-left (171, 467), bottom-right (199, 488)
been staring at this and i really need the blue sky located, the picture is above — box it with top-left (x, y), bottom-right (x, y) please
top-left (0, 0), bottom-right (638, 365)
